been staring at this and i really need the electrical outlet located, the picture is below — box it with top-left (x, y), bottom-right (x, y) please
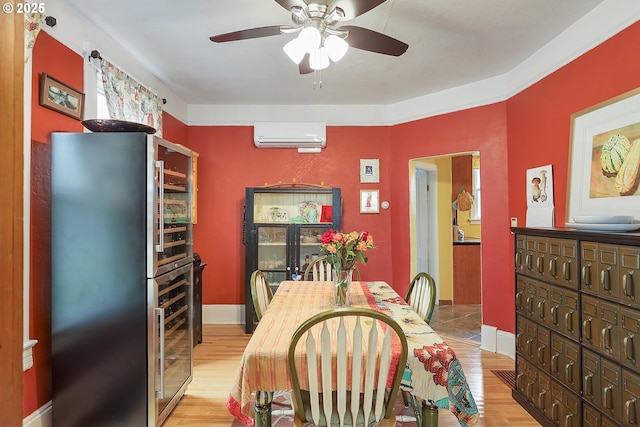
top-left (510, 217), bottom-right (518, 227)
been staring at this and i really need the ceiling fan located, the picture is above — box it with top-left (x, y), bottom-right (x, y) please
top-left (209, 0), bottom-right (409, 74)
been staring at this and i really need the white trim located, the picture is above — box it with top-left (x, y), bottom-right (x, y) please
top-left (202, 304), bottom-right (244, 325)
top-left (480, 325), bottom-right (516, 360)
top-left (496, 330), bottom-right (516, 360)
top-left (480, 324), bottom-right (497, 353)
top-left (44, 0), bottom-right (640, 126)
top-left (23, 339), bottom-right (38, 372)
top-left (23, 401), bottom-right (51, 427)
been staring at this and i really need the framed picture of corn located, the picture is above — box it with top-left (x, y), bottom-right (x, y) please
top-left (567, 87), bottom-right (640, 223)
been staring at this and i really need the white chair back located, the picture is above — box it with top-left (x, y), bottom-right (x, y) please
top-left (288, 308), bottom-right (408, 427)
top-left (406, 273), bottom-right (436, 323)
top-left (250, 270), bottom-right (273, 321)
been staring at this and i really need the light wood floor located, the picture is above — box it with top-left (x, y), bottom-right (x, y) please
top-left (164, 324), bottom-right (540, 427)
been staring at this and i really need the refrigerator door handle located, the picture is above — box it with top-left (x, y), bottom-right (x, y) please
top-left (156, 307), bottom-right (165, 398)
top-left (155, 160), bottom-right (165, 253)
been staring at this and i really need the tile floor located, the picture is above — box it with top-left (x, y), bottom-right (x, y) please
top-left (429, 304), bottom-right (482, 344)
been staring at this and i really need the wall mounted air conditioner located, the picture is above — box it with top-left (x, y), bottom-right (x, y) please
top-left (254, 122), bottom-right (326, 153)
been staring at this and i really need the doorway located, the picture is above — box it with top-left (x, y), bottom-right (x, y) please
top-left (409, 154), bottom-right (482, 344)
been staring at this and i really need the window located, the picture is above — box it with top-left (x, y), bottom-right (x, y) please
top-left (96, 69), bottom-right (110, 119)
top-left (470, 156), bottom-right (481, 222)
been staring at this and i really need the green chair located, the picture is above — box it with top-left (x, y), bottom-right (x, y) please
top-left (287, 307), bottom-right (408, 427)
top-left (405, 272), bottom-right (437, 324)
top-left (402, 272), bottom-right (438, 426)
top-left (250, 270), bottom-right (273, 321)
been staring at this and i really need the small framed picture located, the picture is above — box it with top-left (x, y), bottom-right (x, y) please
top-left (39, 73), bottom-right (85, 120)
top-left (360, 190), bottom-right (380, 214)
top-left (360, 159), bottom-right (380, 183)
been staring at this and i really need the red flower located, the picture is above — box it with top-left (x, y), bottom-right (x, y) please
top-left (320, 229), bottom-right (336, 244)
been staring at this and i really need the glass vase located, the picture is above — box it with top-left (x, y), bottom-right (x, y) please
top-left (333, 269), bottom-right (353, 306)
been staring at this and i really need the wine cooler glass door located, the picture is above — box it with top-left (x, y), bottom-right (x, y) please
top-left (155, 263), bottom-right (193, 424)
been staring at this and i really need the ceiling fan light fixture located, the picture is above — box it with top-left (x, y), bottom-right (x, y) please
top-left (283, 38), bottom-right (306, 64)
top-left (324, 34), bottom-right (348, 62)
top-left (309, 47), bottom-right (330, 70)
top-left (298, 26), bottom-right (321, 52)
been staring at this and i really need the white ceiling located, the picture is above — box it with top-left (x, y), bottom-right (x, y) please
top-left (59, 0), bottom-right (611, 109)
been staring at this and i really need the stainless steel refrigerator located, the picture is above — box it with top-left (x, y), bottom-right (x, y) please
top-left (51, 132), bottom-right (194, 427)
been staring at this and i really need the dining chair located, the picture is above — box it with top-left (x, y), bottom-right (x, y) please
top-left (304, 255), bottom-right (361, 281)
top-left (404, 272), bottom-right (437, 324)
top-left (402, 272), bottom-right (437, 426)
top-left (250, 270), bottom-right (273, 321)
top-left (287, 307), bottom-right (408, 427)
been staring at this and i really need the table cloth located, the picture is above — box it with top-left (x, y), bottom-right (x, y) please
top-left (226, 281), bottom-right (479, 426)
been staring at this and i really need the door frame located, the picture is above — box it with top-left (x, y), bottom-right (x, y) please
top-left (408, 160), bottom-right (439, 301)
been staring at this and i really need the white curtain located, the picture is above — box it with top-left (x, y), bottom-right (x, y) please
top-left (100, 58), bottom-right (163, 136)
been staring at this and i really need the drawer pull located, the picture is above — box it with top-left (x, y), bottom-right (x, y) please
top-left (538, 300), bottom-right (546, 320)
top-left (626, 397), bottom-right (637, 424)
top-left (516, 333), bottom-right (522, 350)
top-left (601, 268), bottom-right (612, 293)
top-left (602, 325), bottom-right (612, 351)
top-left (551, 306), bottom-right (559, 326)
top-left (582, 264), bottom-right (592, 288)
top-left (516, 291), bottom-right (523, 309)
top-left (565, 361), bottom-right (574, 384)
top-left (565, 311), bottom-right (574, 332)
top-left (552, 402), bottom-right (559, 422)
top-left (564, 413), bottom-right (574, 427)
top-left (623, 273), bottom-right (635, 299)
top-left (624, 334), bottom-right (635, 361)
top-left (526, 338), bottom-right (534, 357)
top-left (604, 385), bottom-right (614, 409)
top-left (551, 353), bottom-right (560, 374)
top-left (537, 255), bottom-right (545, 274)
top-left (549, 258), bottom-right (557, 278)
top-left (537, 345), bottom-right (546, 365)
top-left (583, 318), bottom-right (592, 341)
top-left (526, 254), bottom-right (533, 271)
top-left (526, 296), bottom-right (534, 314)
top-left (584, 373), bottom-right (593, 397)
top-left (516, 373), bottom-right (525, 390)
top-left (538, 390), bottom-right (546, 409)
top-left (515, 252), bottom-right (522, 268)
top-left (563, 260), bottom-right (571, 282)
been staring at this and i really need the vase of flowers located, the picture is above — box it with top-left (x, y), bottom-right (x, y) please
top-left (320, 229), bottom-right (375, 306)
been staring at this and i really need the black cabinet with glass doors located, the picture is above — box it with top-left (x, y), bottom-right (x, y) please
top-left (244, 186), bottom-right (341, 333)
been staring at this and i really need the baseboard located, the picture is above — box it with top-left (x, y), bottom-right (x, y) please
top-left (23, 401), bottom-right (51, 427)
top-left (438, 299), bottom-right (452, 305)
top-left (202, 304), bottom-right (244, 324)
top-left (480, 324), bottom-right (515, 360)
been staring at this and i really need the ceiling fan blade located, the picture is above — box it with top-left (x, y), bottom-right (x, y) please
top-left (274, 0), bottom-right (308, 12)
top-left (329, 0), bottom-right (387, 19)
top-left (299, 54), bottom-right (313, 74)
top-left (341, 25), bottom-right (408, 56)
top-left (210, 25), bottom-right (291, 43)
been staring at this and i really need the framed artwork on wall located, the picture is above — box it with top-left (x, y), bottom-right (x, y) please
top-left (567, 87), bottom-right (640, 223)
top-left (39, 73), bottom-right (85, 120)
top-left (360, 159), bottom-right (380, 183)
top-left (360, 190), bottom-right (379, 213)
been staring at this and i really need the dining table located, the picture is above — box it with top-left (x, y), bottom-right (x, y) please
top-left (226, 280), bottom-right (479, 427)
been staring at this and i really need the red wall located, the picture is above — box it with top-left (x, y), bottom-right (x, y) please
top-left (25, 31), bottom-right (83, 416)
top-left (184, 125), bottom-right (393, 304)
top-left (507, 22), bottom-right (640, 227)
top-left (389, 104), bottom-right (511, 329)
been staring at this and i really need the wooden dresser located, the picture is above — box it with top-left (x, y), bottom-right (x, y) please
top-left (512, 227), bottom-right (640, 427)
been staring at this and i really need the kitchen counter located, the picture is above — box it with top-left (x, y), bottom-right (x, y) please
top-left (453, 238), bottom-right (481, 245)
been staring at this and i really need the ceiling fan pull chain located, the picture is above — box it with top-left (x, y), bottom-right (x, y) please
top-left (313, 70), bottom-right (323, 89)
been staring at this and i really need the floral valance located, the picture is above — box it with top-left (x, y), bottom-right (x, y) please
top-left (100, 58), bottom-right (163, 136)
